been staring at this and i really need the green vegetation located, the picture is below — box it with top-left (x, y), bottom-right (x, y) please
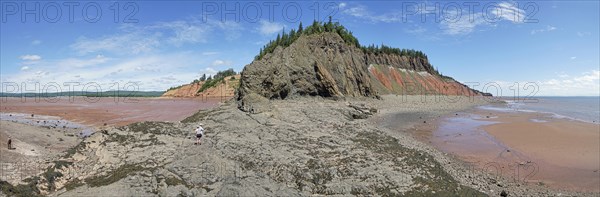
top-left (63, 179), bottom-right (85, 191)
top-left (255, 17), bottom-right (428, 61)
top-left (63, 141), bottom-right (87, 159)
top-left (361, 44), bottom-right (427, 59)
top-left (167, 85), bottom-right (185, 92)
top-left (53, 160), bottom-right (73, 169)
top-left (0, 177), bottom-right (42, 197)
top-left (213, 68), bottom-right (236, 79)
top-left (84, 164), bottom-right (147, 187)
top-left (166, 68), bottom-right (238, 94)
top-left (198, 78), bottom-right (221, 93)
top-left (197, 68), bottom-right (237, 93)
top-left (164, 176), bottom-right (188, 187)
top-left (42, 168), bottom-right (63, 191)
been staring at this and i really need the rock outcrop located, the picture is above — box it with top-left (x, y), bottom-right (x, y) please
top-left (237, 33), bottom-right (377, 112)
top-left (5, 96), bottom-right (578, 197)
top-left (162, 75), bottom-right (240, 98)
top-left (16, 98), bottom-right (491, 196)
top-left (237, 32), bottom-right (486, 112)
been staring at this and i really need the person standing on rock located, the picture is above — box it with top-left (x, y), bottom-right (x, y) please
top-left (195, 124), bottom-right (205, 145)
top-left (7, 136), bottom-right (12, 150)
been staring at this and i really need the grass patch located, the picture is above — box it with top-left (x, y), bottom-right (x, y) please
top-left (63, 179), bottom-right (85, 191)
top-left (164, 176), bottom-right (187, 187)
top-left (0, 177), bottom-right (42, 197)
top-left (134, 135), bottom-right (166, 148)
top-left (105, 132), bottom-right (134, 144)
top-left (53, 160), bottom-right (73, 169)
top-left (42, 167), bottom-right (63, 191)
top-left (197, 78), bottom-right (224, 93)
top-left (84, 164), bottom-right (147, 187)
top-left (126, 121), bottom-right (184, 135)
top-left (63, 141), bottom-right (87, 159)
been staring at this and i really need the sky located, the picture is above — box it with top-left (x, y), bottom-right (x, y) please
top-left (0, 1), bottom-right (598, 96)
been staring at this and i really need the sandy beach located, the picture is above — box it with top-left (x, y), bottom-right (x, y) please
top-left (430, 104), bottom-right (600, 193)
top-left (483, 111), bottom-right (600, 192)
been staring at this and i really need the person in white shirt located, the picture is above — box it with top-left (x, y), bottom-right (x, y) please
top-left (195, 124), bottom-right (205, 145)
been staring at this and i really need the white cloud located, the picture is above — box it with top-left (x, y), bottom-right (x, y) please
top-left (340, 1), bottom-right (530, 36)
top-left (530, 25), bottom-right (556, 34)
top-left (343, 6), bottom-right (368, 18)
top-left (440, 2), bottom-right (528, 35)
top-left (405, 26), bottom-right (427, 34)
top-left (57, 55), bottom-right (111, 68)
top-left (212, 20), bottom-right (243, 41)
top-left (489, 70), bottom-right (600, 96)
top-left (340, 4), bottom-right (402, 23)
top-left (573, 70), bottom-right (600, 83)
top-left (570, 56), bottom-right (576, 60)
top-left (338, 2), bottom-right (346, 8)
top-left (204, 67), bottom-right (217, 76)
top-left (202, 51), bottom-right (219, 55)
top-left (31, 40), bottom-right (41, 45)
top-left (211, 59), bottom-right (232, 67)
top-left (577, 31), bottom-right (591, 37)
top-left (35, 71), bottom-right (49, 76)
top-left (2, 52), bottom-right (212, 91)
top-left (258, 20), bottom-right (285, 35)
top-left (493, 2), bottom-right (526, 23)
top-left (20, 66), bottom-right (30, 71)
top-left (153, 21), bottom-right (209, 46)
top-left (71, 19), bottom-right (243, 55)
top-left (71, 32), bottom-right (160, 55)
top-left (440, 11), bottom-right (487, 35)
top-left (19, 54), bottom-right (42, 61)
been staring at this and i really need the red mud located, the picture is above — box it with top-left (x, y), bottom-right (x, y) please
top-left (0, 97), bottom-right (225, 127)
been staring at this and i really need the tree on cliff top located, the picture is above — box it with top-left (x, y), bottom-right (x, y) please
top-left (196, 68), bottom-right (237, 93)
top-left (254, 20), bottom-right (426, 61)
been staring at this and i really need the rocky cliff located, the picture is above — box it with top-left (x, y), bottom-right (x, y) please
top-left (237, 32), bottom-right (485, 112)
top-left (162, 75), bottom-right (240, 98)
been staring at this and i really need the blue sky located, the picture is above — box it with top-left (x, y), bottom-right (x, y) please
top-left (1, 1), bottom-right (598, 96)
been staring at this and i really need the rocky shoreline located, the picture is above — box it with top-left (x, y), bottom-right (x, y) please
top-left (1, 95), bottom-right (595, 196)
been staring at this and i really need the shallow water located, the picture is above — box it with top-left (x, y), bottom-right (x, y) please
top-left (434, 104), bottom-right (600, 192)
top-left (1, 112), bottom-right (93, 137)
top-left (499, 97), bottom-right (600, 124)
top-left (431, 114), bottom-right (530, 162)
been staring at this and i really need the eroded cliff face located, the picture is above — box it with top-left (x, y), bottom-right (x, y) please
top-left (237, 32), bottom-right (483, 112)
top-left (162, 75), bottom-right (240, 98)
top-left (368, 65), bottom-right (481, 96)
top-left (162, 83), bottom-right (203, 97)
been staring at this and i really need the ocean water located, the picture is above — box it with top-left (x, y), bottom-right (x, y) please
top-left (495, 97), bottom-right (600, 123)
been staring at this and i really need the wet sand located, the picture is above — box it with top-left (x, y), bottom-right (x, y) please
top-left (431, 107), bottom-right (600, 193)
top-left (483, 112), bottom-right (600, 192)
top-left (0, 97), bottom-right (225, 127)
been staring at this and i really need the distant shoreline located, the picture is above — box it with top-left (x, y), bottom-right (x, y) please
top-left (0, 91), bottom-right (165, 98)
